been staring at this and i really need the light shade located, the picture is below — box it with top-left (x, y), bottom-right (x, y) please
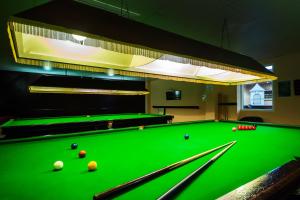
top-left (29, 86), bottom-right (149, 95)
top-left (7, 0), bottom-right (277, 85)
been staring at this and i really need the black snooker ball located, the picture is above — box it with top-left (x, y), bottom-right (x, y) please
top-left (71, 143), bottom-right (78, 149)
top-left (184, 134), bottom-right (190, 140)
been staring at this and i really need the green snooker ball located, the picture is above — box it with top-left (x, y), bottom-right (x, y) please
top-left (71, 143), bottom-right (78, 149)
top-left (184, 134), bottom-right (190, 140)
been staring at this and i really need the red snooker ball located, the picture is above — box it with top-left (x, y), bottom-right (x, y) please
top-left (79, 150), bottom-right (86, 158)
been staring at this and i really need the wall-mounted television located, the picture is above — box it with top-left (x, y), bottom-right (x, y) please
top-left (166, 90), bottom-right (181, 100)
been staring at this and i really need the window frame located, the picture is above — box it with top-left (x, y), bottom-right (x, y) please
top-left (239, 65), bottom-right (275, 112)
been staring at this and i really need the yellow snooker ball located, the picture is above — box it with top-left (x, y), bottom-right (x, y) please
top-left (88, 161), bottom-right (97, 171)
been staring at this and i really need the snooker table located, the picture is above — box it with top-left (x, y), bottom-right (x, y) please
top-left (0, 120), bottom-right (299, 200)
top-left (0, 113), bottom-right (173, 138)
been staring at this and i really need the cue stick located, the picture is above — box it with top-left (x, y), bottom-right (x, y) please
top-left (157, 141), bottom-right (236, 200)
top-left (93, 141), bottom-right (235, 200)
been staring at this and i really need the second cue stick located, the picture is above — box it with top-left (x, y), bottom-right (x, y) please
top-left (157, 141), bottom-right (236, 200)
top-left (93, 141), bottom-right (235, 200)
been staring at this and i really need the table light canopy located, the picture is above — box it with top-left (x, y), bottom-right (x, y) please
top-left (8, 0), bottom-right (277, 85)
top-left (29, 86), bottom-right (149, 96)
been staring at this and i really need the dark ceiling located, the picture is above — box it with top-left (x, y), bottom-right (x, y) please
top-left (1, 0), bottom-right (300, 61)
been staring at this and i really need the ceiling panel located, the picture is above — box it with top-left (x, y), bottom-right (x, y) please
top-left (1, 0), bottom-right (300, 60)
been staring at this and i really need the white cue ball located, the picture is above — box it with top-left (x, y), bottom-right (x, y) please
top-left (53, 161), bottom-right (64, 170)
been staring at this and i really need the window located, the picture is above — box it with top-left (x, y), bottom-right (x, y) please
top-left (241, 66), bottom-right (273, 110)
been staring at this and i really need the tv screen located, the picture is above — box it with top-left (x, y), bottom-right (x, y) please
top-left (166, 90), bottom-right (181, 100)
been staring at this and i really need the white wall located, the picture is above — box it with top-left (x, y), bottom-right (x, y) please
top-left (147, 79), bottom-right (207, 122)
top-left (146, 79), bottom-right (237, 122)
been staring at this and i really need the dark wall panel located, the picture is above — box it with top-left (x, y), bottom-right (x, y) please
top-left (0, 71), bottom-right (146, 117)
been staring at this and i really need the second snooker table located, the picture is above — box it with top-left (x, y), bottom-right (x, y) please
top-left (0, 113), bottom-right (173, 138)
top-left (0, 120), bottom-right (299, 200)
